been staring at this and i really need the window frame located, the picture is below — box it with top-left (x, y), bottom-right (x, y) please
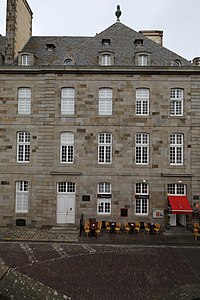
top-left (170, 133), bottom-right (183, 165)
top-left (167, 183), bottom-right (186, 195)
top-left (170, 88), bottom-right (184, 116)
top-left (97, 182), bottom-right (111, 215)
top-left (18, 87), bottom-right (31, 115)
top-left (98, 133), bottom-right (112, 164)
top-left (57, 182), bottom-right (76, 193)
top-left (61, 87), bottom-right (75, 115)
top-left (60, 132), bottom-right (74, 164)
top-left (136, 88), bottom-right (149, 115)
top-left (135, 182), bottom-right (149, 215)
top-left (21, 54), bottom-right (30, 66)
top-left (135, 133), bottom-right (149, 165)
top-left (17, 131), bottom-right (30, 163)
top-left (138, 54), bottom-right (148, 66)
top-left (15, 181), bottom-right (29, 213)
top-left (99, 88), bottom-right (113, 115)
top-left (101, 54), bottom-right (111, 66)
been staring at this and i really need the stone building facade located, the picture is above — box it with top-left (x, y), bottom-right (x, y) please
top-left (0, 0), bottom-right (200, 228)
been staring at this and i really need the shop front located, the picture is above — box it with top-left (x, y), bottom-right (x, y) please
top-left (167, 195), bottom-right (193, 227)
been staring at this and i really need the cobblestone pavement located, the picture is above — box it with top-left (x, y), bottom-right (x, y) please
top-left (0, 241), bottom-right (200, 300)
top-left (0, 227), bottom-right (200, 300)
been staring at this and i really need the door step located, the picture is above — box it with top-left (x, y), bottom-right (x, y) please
top-left (50, 224), bottom-right (78, 234)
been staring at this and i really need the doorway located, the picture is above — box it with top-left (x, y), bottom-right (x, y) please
top-left (56, 194), bottom-right (75, 224)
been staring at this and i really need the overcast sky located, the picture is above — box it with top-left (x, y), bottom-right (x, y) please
top-left (0, 0), bottom-right (200, 61)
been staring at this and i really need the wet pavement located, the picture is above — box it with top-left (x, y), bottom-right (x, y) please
top-left (0, 226), bottom-right (200, 300)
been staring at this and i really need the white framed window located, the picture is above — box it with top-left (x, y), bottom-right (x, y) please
top-left (61, 88), bottom-right (75, 115)
top-left (17, 132), bottom-right (30, 163)
top-left (136, 88), bottom-right (149, 115)
top-left (98, 182), bottom-right (111, 194)
top-left (60, 132), bottom-right (74, 163)
top-left (21, 54), bottom-right (30, 66)
top-left (170, 133), bottom-right (183, 165)
top-left (170, 88), bottom-right (183, 116)
top-left (167, 183), bottom-right (186, 195)
top-left (101, 54), bottom-right (111, 66)
top-left (18, 88), bottom-right (31, 115)
top-left (57, 182), bottom-right (76, 193)
top-left (16, 181), bottom-right (29, 212)
top-left (135, 133), bottom-right (149, 164)
top-left (135, 182), bottom-right (149, 215)
top-left (138, 55), bottom-right (148, 66)
top-left (99, 88), bottom-right (113, 115)
top-left (97, 182), bottom-right (111, 214)
top-left (98, 133), bottom-right (112, 164)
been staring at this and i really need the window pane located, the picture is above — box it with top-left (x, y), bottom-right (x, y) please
top-left (99, 88), bottom-right (112, 115)
top-left (61, 88), bottom-right (75, 115)
top-left (18, 88), bottom-right (31, 115)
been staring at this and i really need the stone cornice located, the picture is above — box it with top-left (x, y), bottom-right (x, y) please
top-left (0, 65), bottom-right (200, 75)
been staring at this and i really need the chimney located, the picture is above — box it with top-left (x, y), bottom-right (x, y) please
top-left (139, 30), bottom-right (163, 46)
top-left (5, 0), bottom-right (33, 64)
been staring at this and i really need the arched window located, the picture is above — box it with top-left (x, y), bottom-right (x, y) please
top-left (64, 59), bottom-right (74, 65)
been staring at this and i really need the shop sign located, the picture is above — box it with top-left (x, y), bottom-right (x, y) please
top-left (97, 194), bottom-right (111, 198)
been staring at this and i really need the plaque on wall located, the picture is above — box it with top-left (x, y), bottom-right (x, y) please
top-left (82, 195), bottom-right (90, 202)
top-left (121, 208), bottom-right (128, 217)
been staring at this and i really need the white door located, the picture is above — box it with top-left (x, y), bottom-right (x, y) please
top-left (168, 214), bottom-right (177, 226)
top-left (57, 194), bottom-right (75, 224)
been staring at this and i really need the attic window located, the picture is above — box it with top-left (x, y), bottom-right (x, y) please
top-left (21, 54), bottom-right (30, 66)
top-left (171, 59), bottom-right (182, 66)
top-left (134, 39), bottom-right (143, 46)
top-left (102, 39), bottom-right (110, 46)
top-left (64, 59), bottom-right (74, 65)
top-left (46, 43), bottom-right (56, 51)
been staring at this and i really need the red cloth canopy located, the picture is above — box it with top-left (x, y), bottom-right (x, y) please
top-left (168, 196), bottom-right (193, 214)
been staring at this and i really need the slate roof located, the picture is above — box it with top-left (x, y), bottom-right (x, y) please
top-left (3, 22), bottom-right (192, 67)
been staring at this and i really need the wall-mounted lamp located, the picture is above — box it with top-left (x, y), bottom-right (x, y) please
top-left (142, 179), bottom-right (146, 183)
top-left (178, 180), bottom-right (182, 183)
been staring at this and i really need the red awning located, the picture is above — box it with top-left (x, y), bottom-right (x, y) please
top-left (168, 196), bottom-right (193, 214)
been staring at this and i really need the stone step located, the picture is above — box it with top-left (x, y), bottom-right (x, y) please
top-left (50, 225), bottom-right (78, 234)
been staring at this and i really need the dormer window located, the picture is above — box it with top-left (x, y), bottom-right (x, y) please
top-left (134, 39), bottom-right (143, 46)
top-left (102, 39), bottom-right (110, 46)
top-left (171, 59), bottom-right (182, 67)
top-left (21, 54), bottom-right (30, 66)
top-left (99, 52), bottom-right (114, 66)
top-left (135, 52), bottom-right (150, 66)
top-left (18, 52), bottom-right (34, 66)
top-left (64, 59), bottom-right (74, 65)
top-left (46, 43), bottom-right (56, 51)
top-left (138, 54), bottom-right (148, 66)
top-left (102, 54), bottom-right (111, 66)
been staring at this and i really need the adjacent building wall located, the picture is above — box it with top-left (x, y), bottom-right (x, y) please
top-left (5, 0), bottom-right (32, 64)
